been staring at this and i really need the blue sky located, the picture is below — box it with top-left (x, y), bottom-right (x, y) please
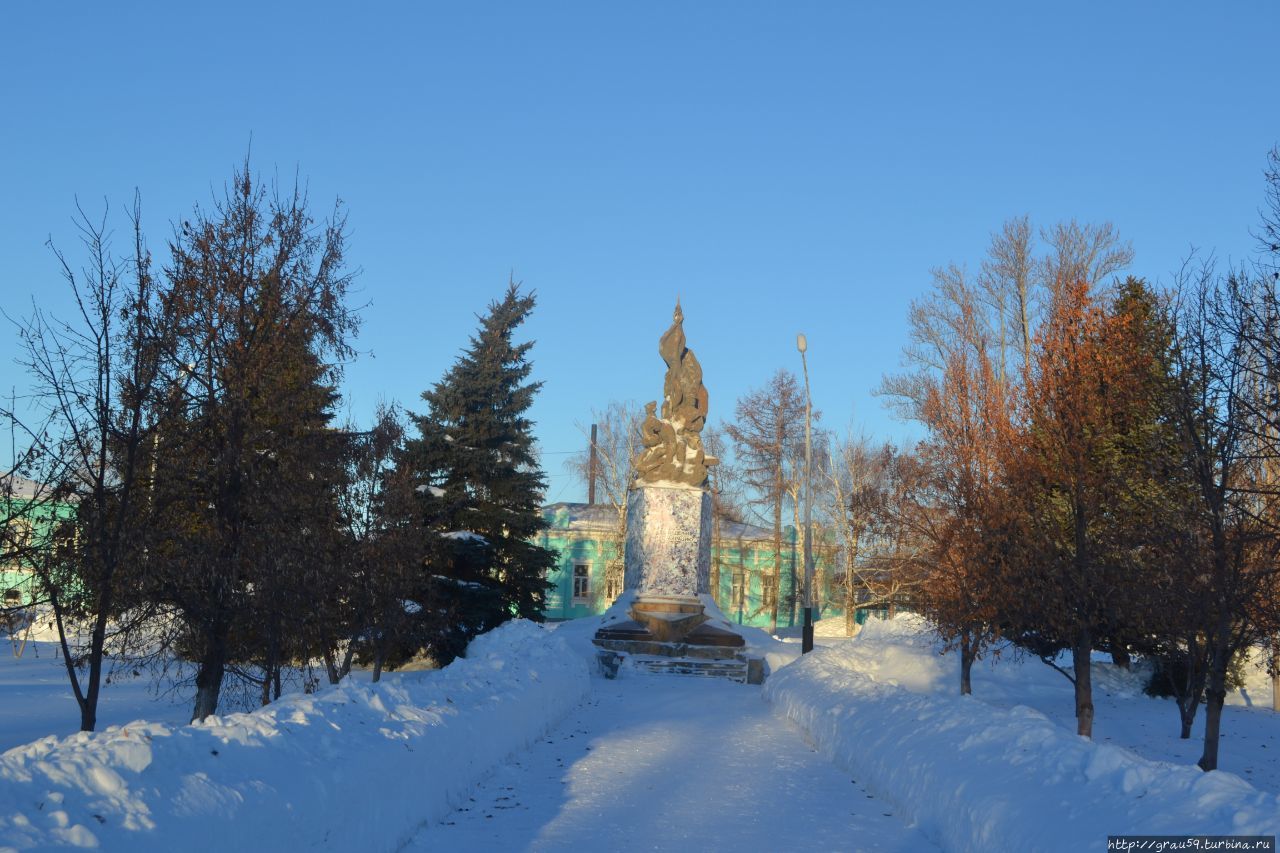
top-left (2, 3), bottom-right (1277, 503)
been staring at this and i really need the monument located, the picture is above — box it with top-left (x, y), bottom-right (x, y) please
top-left (592, 303), bottom-right (764, 684)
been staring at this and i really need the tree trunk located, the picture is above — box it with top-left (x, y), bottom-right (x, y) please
top-left (323, 647), bottom-right (340, 685)
top-left (1198, 650), bottom-right (1229, 771)
top-left (960, 631), bottom-right (974, 696)
top-left (1070, 496), bottom-right (1093, 738)
top-left (192, 659), bottom-right (225, 722)
top-left (372, 647), bottom-right (385, 683)
top-left (340, 643), bottom-right (355, 681)
top-left (1176, 636), bottom-right (1206, 739)
top-left (711, 511), bottom-right (721, 609)
top-left (1178, 694), bottom-right (1200, 740)
top-left (77, 583), bottom-right (118, 732)
top-left (844, 529), bottom-right (860, 637)
top-left (50, 590), bottom-right (90, 728)
top-left (1073, 627), bottom-right (1094, 738)
top-left (1110, 647), bottom-right (1131, 669)
top-left (790, 498), bottom-right (801, 628)
top-left (1272, 636), bottom-right (1280, 713)
top-left (770, 499), bottom-right (781, 634)
top-left (260, 637), bottom-right (279, 706)
top-left (192, 632), bottom-right (227, 722)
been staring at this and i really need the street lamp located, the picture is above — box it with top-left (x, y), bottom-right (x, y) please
top-left (797, 333), bottom-right (815, 654)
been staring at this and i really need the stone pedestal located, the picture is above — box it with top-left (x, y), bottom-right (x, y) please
top-left (593, 484), bottom-right (761, 683)
top-left (623, 484), bottom-right (712, 596)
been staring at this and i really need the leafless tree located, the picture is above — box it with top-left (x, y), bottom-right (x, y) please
top-left (819, 433), bottom-right (902, 635)
top-left (979, 215), bottom-right (1036, 380)
top-left (1168, 259), bottom-right (1280, 769)
top-left (725, 370), bottom-right (807, 632)
top-left (2, 195), bottom-right (174, 731)
top-left (566, 401), bottom-right (643, 603)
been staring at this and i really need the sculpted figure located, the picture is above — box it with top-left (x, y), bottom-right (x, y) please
top-left (634, 303), bottom-right (718, 488)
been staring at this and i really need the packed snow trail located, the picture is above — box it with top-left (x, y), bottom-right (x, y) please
top-left (405, 675), bottom-right (937, 852)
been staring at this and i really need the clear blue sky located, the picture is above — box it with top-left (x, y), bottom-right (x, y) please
top-left (2, 3), bottom-right (1277, 504)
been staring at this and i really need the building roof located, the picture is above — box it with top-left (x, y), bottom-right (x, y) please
top-left (0, 475), bottom-right (43, 500)
top-left (542, 501), bottom-right (783, 543)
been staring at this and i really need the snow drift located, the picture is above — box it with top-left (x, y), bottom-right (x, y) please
top-left (764, 617), bottom-right (1280, 852)
top-left (0, 620), bottom-right (589, 852)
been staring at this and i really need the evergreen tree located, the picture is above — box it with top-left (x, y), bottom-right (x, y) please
top-left (406, 282), bottom-right (555, 663)
top-left (141, 163), bottom-right (357, 721)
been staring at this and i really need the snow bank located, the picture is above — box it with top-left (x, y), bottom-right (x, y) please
top-left (0, 620), bottom-right (589, 852)
top-left (764, 622), bottom-right (1280, 853)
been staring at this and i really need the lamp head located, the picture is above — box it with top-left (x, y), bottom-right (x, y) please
top-left (796, 332), bottom-right (808, 354)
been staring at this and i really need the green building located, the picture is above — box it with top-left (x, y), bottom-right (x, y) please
top-left (538, 501), bottom-right (846, 628)
top-left (1, 476), bottom-right (76, 612)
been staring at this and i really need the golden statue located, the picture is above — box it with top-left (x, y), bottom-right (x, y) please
top-left (634, 302), bottom-right (718, 488)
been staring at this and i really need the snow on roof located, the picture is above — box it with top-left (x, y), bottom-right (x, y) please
top-left (541, 501), bottom-right (775, 542)
top-left (430, 574), bottom-right (487, 591)
top-left (0, 475), bottom-right (45, 501)
top-left (443, 530), bottom-right (488, 544)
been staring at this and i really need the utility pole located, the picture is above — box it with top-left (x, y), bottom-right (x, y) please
top-left (587, 423), bottom-right (598, 506)
top-left (798, 333), bottom-right (815, 654)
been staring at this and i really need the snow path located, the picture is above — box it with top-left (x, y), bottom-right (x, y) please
top-left (405, 675), bottom-right (937, 852)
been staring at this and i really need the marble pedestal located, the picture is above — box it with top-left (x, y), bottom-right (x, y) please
top-left (593, 484), bottom-right (759, 683)
top-left (622, 483), bottom-right (712, 596)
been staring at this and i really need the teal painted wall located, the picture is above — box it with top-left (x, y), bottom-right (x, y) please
top-left (539, 503), bottom-right (845, 629)
top-left (2, 495), bottom-right (76, 609)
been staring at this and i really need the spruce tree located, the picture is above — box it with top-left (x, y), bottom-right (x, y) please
top-left (406, 282), bottom-right (555, 662)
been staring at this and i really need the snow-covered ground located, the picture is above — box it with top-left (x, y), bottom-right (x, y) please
top-left (767, 615), bottom-right (1280, 851)
top-left (0, 639), bottom-right (190, 755)
top-left (0, 621), bottom-right (588, 851)
top-left (404, 674), bottom-right (937, 852)
top-left (3, 611), bottom-right (1279, 852)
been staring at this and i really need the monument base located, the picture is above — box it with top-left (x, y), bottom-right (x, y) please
top-left (591, 593), bottom-right (763, 684)
top-left (623, 485), bottom-right (712, 596)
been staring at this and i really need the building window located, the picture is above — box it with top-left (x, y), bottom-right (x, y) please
top-left (604, 565), bottom-right (622, 603)
top-left (762, 573), bottom-right (777, 610)
top-left (3, 588), bottom-right (20, 607)
top-left (572, 563), bottom-right (590, 601)
top-left (731, 570), bottom-right (745, 612)
top-left (3, 519), bottom-right (33, 558)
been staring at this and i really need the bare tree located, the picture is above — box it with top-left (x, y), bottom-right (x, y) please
top-left (1168, 261), bottom-right (1280, 769)
top-left (725, 370), bottom-right (807, 633)
top-left (1040, 220), bottom-right (1134, 303)
top-left (1251, 145), bottom-right (1280, 712)
top-left (702, 424), bottom-right (745, 608)
top-left (980, 215), bottom-right (1036, 379)
top-left (566, 401), bottom-right (643, 603)
top-left (2, 195), bottom-right (173, 731)
top-left (820, 433), bottom-right (905, 635)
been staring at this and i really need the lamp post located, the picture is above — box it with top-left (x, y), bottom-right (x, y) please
top-left (797, 333), bottom-right (815, 654)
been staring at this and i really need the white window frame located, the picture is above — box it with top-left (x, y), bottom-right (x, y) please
top-left (572, 563), bottom-right (591, 602)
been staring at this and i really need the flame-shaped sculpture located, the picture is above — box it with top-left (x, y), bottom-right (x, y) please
top-left (634, 302), bottom-right (718, 488)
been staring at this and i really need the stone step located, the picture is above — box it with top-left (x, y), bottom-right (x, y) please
top-left (629, 656), bottom-right (751, 683)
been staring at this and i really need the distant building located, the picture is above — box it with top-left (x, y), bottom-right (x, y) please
top-left (538, 501), bottom-right (847, 628)
top-left (1, 476), bottom-right (76, 612)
